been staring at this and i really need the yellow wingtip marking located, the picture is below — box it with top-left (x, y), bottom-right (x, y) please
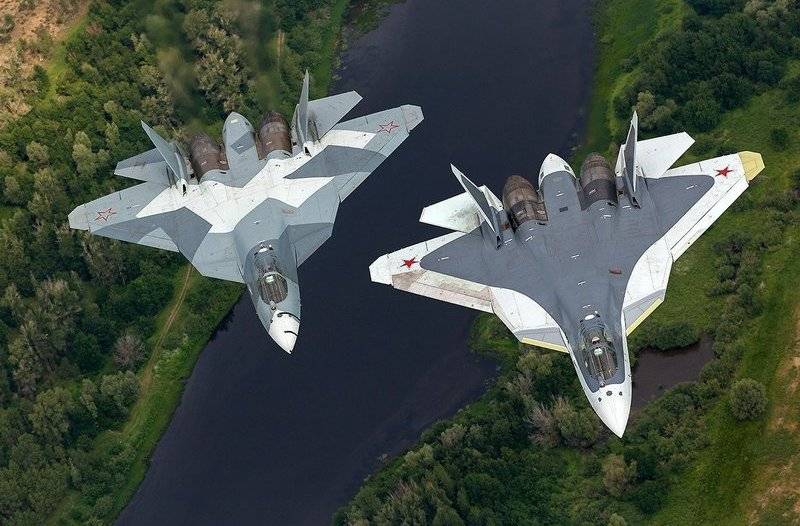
top-left (738, 151), bottom-right (764, 182)
top-left (520, 337), bottom-right (568, 353)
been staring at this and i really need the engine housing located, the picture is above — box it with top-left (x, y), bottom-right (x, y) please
top-left (502, 175), bottom-right (548, 228)
top-left (189, 133), bottom-right (227, 179)
top-left (258, 111), bottom-right (292, 159)
top-left (579, 153), bottom-right (617, 206)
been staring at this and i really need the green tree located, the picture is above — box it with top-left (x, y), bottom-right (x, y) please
top-left (729, 378), bottom-right (767, 420)
top-left (71, 131), bottom-right (109, 179)
top-left (28, 387), bottom-right (73, 445)
top-left (7, 336), bottom-right (41, 397)
top-left (432, 505), bottom-right (465, 526)
top-left (601, 454), bottom-right (637, 497)
top-left (25, 142), bottom-right (49, 168)
top-left (79, 379), bottom-right (98, 421)
top-left (113, 332), bottom-right (145, 371)
top-left (98, 371), bottom-right (139, 419)
top-left (552, 396), bottom-right (600, 448)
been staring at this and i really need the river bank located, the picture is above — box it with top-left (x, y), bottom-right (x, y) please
top-left (338, 0), bottom-right (800, 524)
top-left (35, 1), bottom-right (356, 524)
top-left (115, 0), bottom-right (596, 524)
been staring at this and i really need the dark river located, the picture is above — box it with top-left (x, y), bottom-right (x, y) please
top-left (118, 1), bottom-right (595, 524)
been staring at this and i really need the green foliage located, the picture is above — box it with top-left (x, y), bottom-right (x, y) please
top-left (629, 320), bottom-right (699, 352)
top-left (686, 0), bottom-right (744, 16)
top-left (0, 15), bottom-right (15, 44)
top-left (728, 378), bottom-right (767, 421)
top-left (769, 126), bottom-right (790, 150)
top-left (612, 3), bottom-right (800, 136)
top-left (0, 0), bottom-right (349, 522)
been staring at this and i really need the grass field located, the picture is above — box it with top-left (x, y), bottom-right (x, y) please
top-left (586, 1), bottom-right (800, 524)
top-left (648, 84), bottom-right (800, 526)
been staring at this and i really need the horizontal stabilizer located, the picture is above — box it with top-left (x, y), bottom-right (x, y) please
top-left (450, 165), bottom-right (502, 247)
top-left (308, 91), bottom-right (362, 139)
top-left (419, 187), bottom-right (498, 233)
top-left (637, 132), bottom-right (695, 179)
top-left (114, 148), bottom-right (170, 184)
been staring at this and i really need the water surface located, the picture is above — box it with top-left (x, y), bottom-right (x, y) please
top-left (118, 1), bottom-right (596, 524)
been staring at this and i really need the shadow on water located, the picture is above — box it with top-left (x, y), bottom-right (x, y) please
top-left (118, 1), bottom-right (596, 525)
top-left (632, 335), bottom-right (715, 411)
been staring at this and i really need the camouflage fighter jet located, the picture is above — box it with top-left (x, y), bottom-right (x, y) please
top-left (69, 73), bottom-right (423, 353)
top-left (369, 113), bottom-right (763, 436)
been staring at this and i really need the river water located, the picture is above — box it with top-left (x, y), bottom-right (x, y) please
top-left (118, 1), bottom-right (595, 524)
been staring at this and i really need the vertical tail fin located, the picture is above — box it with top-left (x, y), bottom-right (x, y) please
top-left (290, 70), bottom-right (363, 149)
top-left (141, 121), bottom-right (188, 192)
top-left (450, 164), bottom-right (502, 248)
top-left (292, 70), bottom-right (310, 149)
top-left (616, 111), bottom-right (640, 205)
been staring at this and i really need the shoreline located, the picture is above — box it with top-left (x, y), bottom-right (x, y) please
top-left (337, 0), bottom-right (800, 523)
top-left (46, 2), bottom-right (358, 523)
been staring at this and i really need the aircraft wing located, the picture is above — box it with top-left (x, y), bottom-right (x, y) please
top-left (280, 105), bottom-right (423, 265)
top-left (369, 232), bottom-right (495, 312)
top-left (68, 181), bottom-right (180, 252)
top-left (652, 151), bottom-right (764, 259)
top-left (622, 151), bottom-right (764, 332)
top-left (288, 105), bottom-right (423, 201)
top-left (369, 231), bottom-right (568, 352)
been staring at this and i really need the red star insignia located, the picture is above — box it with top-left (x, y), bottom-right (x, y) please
top-left (95, 207), bottom-right (117, 222)
top-left (377, 120), bottom-right (400, 134)
top-left (401, 257), bottom-right (418, 269)
top-left (715, 166), bottom-right (733, 177)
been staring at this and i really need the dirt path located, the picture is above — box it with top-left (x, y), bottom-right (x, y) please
top-left (276, 29), bottom-right (285, 66)
top-left (135, 265), bottom-right (193, 396)
top-left (154, 265), bottom-right (193, 351)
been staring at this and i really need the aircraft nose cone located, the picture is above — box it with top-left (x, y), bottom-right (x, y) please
top-left (595, 388), bottom-right (631, 438)
top-left (268, 313), bottom-right (300, 354)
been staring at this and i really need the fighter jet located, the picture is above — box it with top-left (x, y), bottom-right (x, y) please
top-left (369, 113), bottom-right (763, 436)
top-left (69, 73), bottom-right (423, 353)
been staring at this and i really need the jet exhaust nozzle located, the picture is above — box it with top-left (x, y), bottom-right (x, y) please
top-left (258, 111), bottom-right (292, 160)
top-left (189, 133), bottom-right (228, 179)
top-left (579, 153), bottom-right (617, 206)
top-left (502, 175), bottom-right (548, 228)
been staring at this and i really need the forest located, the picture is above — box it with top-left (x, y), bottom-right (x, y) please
top-left (0, 0), bottom-right (347, 523)
top-left (337, 1), bottom-right (800, 525)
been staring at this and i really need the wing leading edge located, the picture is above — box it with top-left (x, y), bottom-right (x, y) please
top-left (622, 150), bottom-right (764, 333)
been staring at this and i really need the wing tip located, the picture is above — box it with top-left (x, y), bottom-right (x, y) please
top-left (68, 205), bottom-right (89, 231)
top-left (737, 151), bottom-right (764, 182)
top-left (368, 256), bottom-right (392, 285)
top-left (401, 104), bottom-right (424, 131)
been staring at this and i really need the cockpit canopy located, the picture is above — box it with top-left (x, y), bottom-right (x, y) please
top-left (254, 249), bottom-right (289, 306)
top-left (579, 313), bottom-right (618, 386)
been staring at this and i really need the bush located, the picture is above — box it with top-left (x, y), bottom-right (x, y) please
top-left (728, 378), bottom-right (767, 421)
top-left (769, 127), bottom-right (790, 150)
top-left (783, 75), bottom-right (800, 104)
top-left (683, 95), bottom-right (721, 132)
top-left (601, 454), bottom-right (637, 497)
top-left (630, 320), bottom-right (700, 351)
top-left (686, 0), bottom-right (744, 16)
top-left (790, 167), bottom-right (800, 193)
